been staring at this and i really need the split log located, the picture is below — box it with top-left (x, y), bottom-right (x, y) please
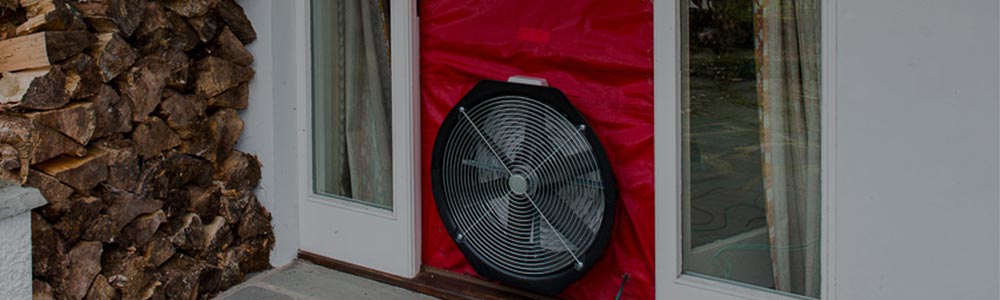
top-left (158, 91), bottom-right (206, 139)
top-left (31, 212), bottom-right (65, 279)
top-left (121, 209), bottom-right (167, 247)
top-left (237, 197), bottom-right (271, 241)
top-left (199, 236), bottom-right (270, 297)
top-left (216, 0), bottom-right (254, 44)
top-left (102, 247), bottom-right (154, 300)
top-left (35, 147), bottom-right (108, 192)
top-left (34, 280), bottom-right (57, 300)
top-left (81, 214), bottom-right (117, 243)
top-left (180, 108), bottom-right (242, 163)
top-left (102, 188), bottom-right (162, 236)
top-left (16, 0), bottom-right (86, 35)
top-left (25, 168), bottom-right (73, 206)
top-left (54, 241), bottom-right (103, 300)
top-left (156, 255), bottom-right (203, 300)
top-left (0, 31), bottom-right (96, 73)
top-left (207, 82), bottom-right (247, 109)
top-left (211, 27), bottom-right (252, 66)
top-left (162, 49), bottom-right (192, 90)
top-left (94, 137), bottom-right (140, 192)
top-left (51, 195), bottom-right (103, 243)
top-left (117, 57), bottom-right (169, 122)
top-left (194, 56), bottom-right (253, 98)
top-left (163, 0), bottom-right (220, 18)
top-left (132, 117), bottom-right (181, 159)
top-left (215, 150), bottom-right (260, 191)
top-left (143, 233), bottom-right (175, 268)
top-left (73, 0), bottom-right (144, 36)
top-left (0, 115), bottom-right (85, 164)
top-left (186, 184), bottom-right (220, 219)
top-left (0, 66), bottom-right (68, 110)
top-left (25, 102), bottom-right (97, 145)
top-left (59, 53), bottom-right (102, 100)
top-left (88, 85), bottom-right (133, 139)
top-left (89, 32), bottom-right (137, 82)
top-left (166, 10), bottom-right (200, 53)
top-left (85, 274), bottom-right (119, 300)
top-left (186, 11), bottom-right (219, 43)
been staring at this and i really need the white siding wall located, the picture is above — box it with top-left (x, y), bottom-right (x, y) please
top-left (832, 0), bottom-right (999, 299)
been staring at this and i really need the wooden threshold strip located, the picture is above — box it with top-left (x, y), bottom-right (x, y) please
top-left (298, 251), bottom-right (559, 300)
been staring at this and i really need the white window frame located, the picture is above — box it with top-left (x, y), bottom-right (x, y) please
top-left (653, 0), bottom-right (838, 299)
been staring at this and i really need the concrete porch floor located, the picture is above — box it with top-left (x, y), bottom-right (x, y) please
top-left (213, 260), bottom-right (440, 300)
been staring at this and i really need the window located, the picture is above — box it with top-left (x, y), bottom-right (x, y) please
top-left (311, 0), bottom-right (393, 209)
top-left (681, 0), bottom-right (821, 298)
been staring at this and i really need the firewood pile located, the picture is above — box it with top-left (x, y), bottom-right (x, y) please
top-left (0, 0), bottom-right (274, 299)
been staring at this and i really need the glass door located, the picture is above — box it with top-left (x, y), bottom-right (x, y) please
top-left (299, 0), bottom-right (421, 277)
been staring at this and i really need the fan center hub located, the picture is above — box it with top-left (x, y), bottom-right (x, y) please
top-left (508, 174), bottom-right (529, 195)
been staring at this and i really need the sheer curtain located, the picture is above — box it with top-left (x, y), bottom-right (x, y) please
top-left (313, 0), bottom-right (392, 207)
top-left (754, 0), bottom-right (821, 297)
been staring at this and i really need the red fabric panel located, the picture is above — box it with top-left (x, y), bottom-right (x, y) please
top-left (419, 1), bottom-right (654, 299)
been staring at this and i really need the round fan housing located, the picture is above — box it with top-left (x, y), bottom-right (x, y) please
top-left (431, 80), bottom-right (618, 295)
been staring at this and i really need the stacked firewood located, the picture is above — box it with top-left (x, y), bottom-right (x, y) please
top-left (0, 0), bottom-right (274, 299)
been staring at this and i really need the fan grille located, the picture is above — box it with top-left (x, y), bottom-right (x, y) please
top-left (441, 95), bottom-right (606, 276)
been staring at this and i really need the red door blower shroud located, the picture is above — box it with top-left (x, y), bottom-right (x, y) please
top-left (419, 1), bottom-right (654, 299)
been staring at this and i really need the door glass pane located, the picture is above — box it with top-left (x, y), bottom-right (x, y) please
top-left (681, 0), bottom-right (821, 297)
top-left (312, 0), bottom-right (393, 209)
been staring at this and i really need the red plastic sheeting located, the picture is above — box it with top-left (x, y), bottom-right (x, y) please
top-left (419, 1), bottom-right (654, 299)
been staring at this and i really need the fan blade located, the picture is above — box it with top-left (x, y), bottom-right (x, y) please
top-left (487, 195), bottom-right (510, 228)
top-left (531, 192), bottom-right (596, 251)
top-left (534, 151), bottom-right (599, 189)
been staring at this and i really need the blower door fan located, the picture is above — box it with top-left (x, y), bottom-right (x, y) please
top-left (431, 80), bottom-right (618, 295)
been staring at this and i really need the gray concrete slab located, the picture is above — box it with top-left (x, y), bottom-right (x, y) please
top-left (223, 286), bottom-right (297, 300)
top-left (215, 260), bottom-right (439, 300)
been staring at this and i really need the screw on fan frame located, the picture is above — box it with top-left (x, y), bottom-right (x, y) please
top-left (430, 78), bottom-right (618, 295)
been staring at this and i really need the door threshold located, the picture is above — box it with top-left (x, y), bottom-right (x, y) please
top-left (298, 251), bottom-right (558, 300)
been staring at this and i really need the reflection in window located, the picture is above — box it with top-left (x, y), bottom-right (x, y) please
top-left (312, 0), bottom-right (393, 209)
top-left (681, 0), bottom-right (821, 297)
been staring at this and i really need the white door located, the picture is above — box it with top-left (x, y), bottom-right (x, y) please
top-left (297, 0), bottom-right (421, 278)
top-left (655, 0), bottom-right (833, 299)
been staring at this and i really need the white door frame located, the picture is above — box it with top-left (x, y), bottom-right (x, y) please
top-left (293, 0), bottom-right (422, 278)
top-left (654, 0), bottom-right (838, 299)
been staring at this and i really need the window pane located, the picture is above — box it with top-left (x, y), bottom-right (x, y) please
top-left (312, 0), bottom-right (393, 209)
top-left (681, 0), bottom-right (821, 297)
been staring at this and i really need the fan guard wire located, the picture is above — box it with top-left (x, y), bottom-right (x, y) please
top-left (442, 95), bottom-right (606, 276)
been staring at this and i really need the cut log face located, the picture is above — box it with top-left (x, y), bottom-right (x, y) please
top-left (84, 274), bottom-right (119, 300)
top-left (156, 255), bottom-right (203, 300)
top-left (0, 66), bottom-right (69, 110)
top-left (132, 116), bottom-right (181, 159)
top-left (216, 0), bottom-right (254, 44)
top-left (159, 91), bottom-right (206, 139)
top-left (194, 56), bottom-right (253, 98)
top-left (186, 12), bottom-right (220, 43)
top-left (117, 57), bottom-right (169, 122)
top-left (26, 168), bottom-right (73, 206)
top-left (163, 0), bottom-right (221, 18)
top-left (101, 248), bottom-right (153, 300)
top-left (16, 0), bottom-right (87, 35)
top-left (0, 115), bottom-right (85, 164)
top-left (32, 211), bottom-right (66, 279)
top-left (51, 195), bottom-right (104, 243)
top-left (216, 150), bottom-right (260, 191)
top-left (60, 53), bottom-right (102, 100)
top-left (34, 279), bottom-right (57, 300)
top-left (74, 0), bottom-right (145, 36)
top-left (212, 26), bottom-right (252, 66)
top-left (55, 241), bottom-right (103, 300)
top-left (88, 85), bottom-right (133, 139)
top-left (90, 33), bottom-right (138, 83)
top-left (94, 137), bottom-right (140, 192)
top-left (35, 147), bottom-right (109, 192)
top-left (25, 102), bottom-right (97, 145)
top-left (162, 49), bottom-right (192, 90)
top-left (207, 81), bottom-right (247, 109)
top-left (121, 209), bottom-right (167, 247)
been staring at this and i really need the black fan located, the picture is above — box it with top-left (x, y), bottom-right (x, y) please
top-left (431, 79), bottom-right (618, 295)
